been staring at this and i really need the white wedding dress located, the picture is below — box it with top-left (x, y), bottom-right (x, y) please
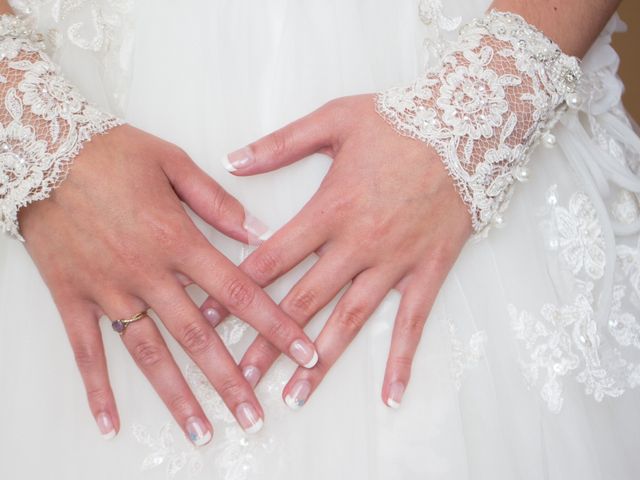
top-left (1, 1), bottom-right (640, 479)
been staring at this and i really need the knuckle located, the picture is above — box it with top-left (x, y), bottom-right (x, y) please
top-left (85, 386), bottom-right (110, 407)
top-left (253, 338), bottom-right (279, 360)
top-left (180, 322), bottom-right (215, 356)
top-left (389, 355), bottom-right (414, 372)
top-left (216, 378), bottom-right (244, 400)
top-left (285, 288), bottom-right (318, 319)
top-left (167, 394), bottom-right (192, 416)
top-left (223, 278), bottom-right (256, 312)
top-left (131, 341), bottom-right (165, 369)
top-left (398, 313), bottom-right (427, 336)
top-left (249, 250), bottom-right (281, 284)
top-left (334, 304), bottom-right (368, 333)
top-left (210, 185), bottom-right (232, 218)
top-left (73, 342), bottom-right (100, 370)
top-left (266, 319), bottom-right (292, 343)
top-left (267, 129), bottom-right (289, 159)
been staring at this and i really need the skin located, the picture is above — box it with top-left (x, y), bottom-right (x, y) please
top-left (201, 0), bottom-right (622, 409)
top-left (3, 0), bottom-right (621, 440)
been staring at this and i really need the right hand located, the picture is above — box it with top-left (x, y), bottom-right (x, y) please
top-left (18, 124), bottom-right (318, 444)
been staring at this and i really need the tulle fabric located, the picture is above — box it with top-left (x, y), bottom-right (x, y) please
top-left (1, 1), bottom-right (639, 479)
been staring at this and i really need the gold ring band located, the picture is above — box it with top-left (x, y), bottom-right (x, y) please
top-left (111, 310), bottom-right (148, 335)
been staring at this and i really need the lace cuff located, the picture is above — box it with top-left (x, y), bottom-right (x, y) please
top-left (376, 10), bottom-right (582, 239)
top-left (0, 13), bottom-right (122, 241)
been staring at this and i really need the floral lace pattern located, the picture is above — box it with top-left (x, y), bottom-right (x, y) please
top-left (509, 186), bottom-right (640, 412)
top-left (376, 10), bottom-right (582, 239)
top-left (448, 318), bottom-right (487, 390)
top-left (0, 13), bottom-right (120, 239)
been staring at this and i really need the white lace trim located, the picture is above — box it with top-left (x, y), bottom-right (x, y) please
top-left (0, 13), bottom-right (122, 240)
top-left (376, 10), bottom-right (582, 239)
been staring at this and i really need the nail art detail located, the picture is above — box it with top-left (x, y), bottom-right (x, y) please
top-left (222, 146), bottom-right (254, 172)
top-left (285, 380), bottom-right (312, 410)
top-left (96, 412), bottom-right (115, 440)
top-left (236, 402), bottom-right (263, 434)
top-left (185, 416), bottom-right (212, 447)
top-left (290, 340), bottom-right (318, 368)
top-left (242, 365), bottom-right (261, 389)
top-left (387, 382), bottom-right (406, 409)
top-left (243, 212), bottom-right (273, 245)
top-left (203, 308), bottom-right (221, 327)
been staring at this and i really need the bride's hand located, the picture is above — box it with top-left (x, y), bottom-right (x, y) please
top-left (201, 95), bottom-right (473, 408)
top-left (19, 124), bottom-right (318, 441)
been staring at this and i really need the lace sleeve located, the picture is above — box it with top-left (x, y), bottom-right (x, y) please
top-left (0, 13), bottom-right (122, 240)
top-left (376, 10), bottom-right (582, 240)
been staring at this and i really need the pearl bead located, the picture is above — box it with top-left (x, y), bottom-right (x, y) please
top-left (566, 93), bottom-right (581, 109)
top-left (515, 166), bottom-right (529, 182)
top-left (492, 214), bottom-right (505, 227)
top-left (547, 238), bottom-right (559, 250)
top-left (542, 133), bottom-right (556, 148)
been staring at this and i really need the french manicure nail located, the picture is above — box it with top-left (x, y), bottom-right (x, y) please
top-left (235, 402), bottom-right (264, 434)
top-left (243, 212), bottom-right (273, 244)
top-left (290, 339), bottom-right (318, 368)
top-left (387, 382), bottom-right (405, 409)
top-left (222, 147), bottom-right (254, 172)
top-left (96, 412), bottom-right (115, 440)
top-left (285, 380), bottom-right (311, 410)
top-left (243, 365), bottom-right (261, 389)
top-left (185, 416), bottom-right (212, 447)
top-left (203, 308), bottom-right (221, 327)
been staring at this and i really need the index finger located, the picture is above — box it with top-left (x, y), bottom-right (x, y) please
top-left (185, 245), bottom-right (319, 369)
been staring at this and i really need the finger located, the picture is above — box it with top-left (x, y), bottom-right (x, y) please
top-left (163, 151), bottom-right (251, 243)
top-left (199, 198), bottom-right (331, 326)
top-left (101, 297), bottom-right (214, 447)
top-left (282, 268), bottom-right (399, 410)
top-left (221, 103), bottom-right (336, 175)
top-left (61, 302), bottom-right (120, 440)
top-left (149, 285), bottom-right (265, 434)
top-left (382, 264), bottom-right (449, 409)
top-left (187, 237), bottom-right (320, 369)
top-left (239, 249), bottom-right (365, 387)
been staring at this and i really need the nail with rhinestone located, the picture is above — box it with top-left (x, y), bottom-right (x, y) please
top-left (185, 417), bottom-right (212, 447)
top-left (285, 380), bottom-right (311, 410)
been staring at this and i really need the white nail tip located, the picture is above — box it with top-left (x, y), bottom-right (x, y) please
top-left (101, 430), bottom-right (116, 441)
top-left (258, 229), bottom-right (274, 242)
top-left (285, 394), bottom-right (303, 410)
top-left (244, 418), bottom-right (264, 435)
top-left (303, 350), bottom-right (318, 369)
top-left (193, 430), bottom-right (212, 447)
top-left (221, 155), bottom-right (237, 173)
top-left (387, 399), bottom-right (401, 410)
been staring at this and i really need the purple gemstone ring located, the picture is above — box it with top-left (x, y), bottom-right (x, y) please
top-left (111, 310), bottom-right (149, 335)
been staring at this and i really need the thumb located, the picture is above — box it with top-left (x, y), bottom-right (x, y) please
top-left (164, 151), bottom-right (266, 244)
top-left (222, 103), bottom-right (336, 176)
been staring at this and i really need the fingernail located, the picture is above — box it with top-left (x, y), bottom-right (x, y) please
top-left (235, 402), bottom-right (264, 434)
top-left (96, 412), bottom-right (115, 440)
top-left (285, 380), bottom-right (312, 410)
top-left (203, 307), bottom-right (221, 327)
top-left (242, 365), bottom-right (261, 389)
top-left (290, 339), bottom-right (318, 368)
top-left (185, 416), bottom-right (212, 446)
top-left (387, 382), bottom-right (405, 409)
top-left (243, 212), bottom-right (273, 245)
top-left (222, 147), bottom-right (254, 172)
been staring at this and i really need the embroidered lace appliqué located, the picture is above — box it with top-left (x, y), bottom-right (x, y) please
top-left (0, 14), bottom-right (121, 239)
top-left (448, 318), bottom-right (487, 390)
top-left (376, 10), bottom-right (581, 239)
top-left (510, 186), bottom-right (640, 412)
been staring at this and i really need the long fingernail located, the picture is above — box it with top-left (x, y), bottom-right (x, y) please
top-left (235, 402), bottom-right (264, 434)
top-left (202, 307), bottom-right (222, 327)
top-left (243, 365), bottom-right (262, 389)
top-left (96, 412), bottom-right (115, 440)
top-left (185, 416), bottom-right (212, 446)
top-left (243, 212), bottom-right (273, 244)
top-left (387, 382), bottom-right (405, 409)
top-left (222, 147), bottom-right (254, 172)
top-left (285, 380), bottom-right (312, 410)
top-left (290, 339), bottom-right (318, 368)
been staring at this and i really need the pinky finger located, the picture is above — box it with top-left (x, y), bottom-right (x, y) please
top-left (382, 271), bottom-right (441, 410)
top-left (62, 303), bottom-right (120, 439)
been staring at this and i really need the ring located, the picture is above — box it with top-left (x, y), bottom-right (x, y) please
top-left (111, 310), bottom-right (148, 335)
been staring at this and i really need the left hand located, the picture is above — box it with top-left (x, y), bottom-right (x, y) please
top-left (202, 94), bottom-right (473, 408)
